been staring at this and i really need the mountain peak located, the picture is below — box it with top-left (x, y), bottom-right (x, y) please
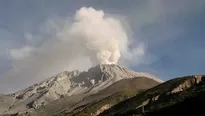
top-left (88, 64), bottom-right (163, 83)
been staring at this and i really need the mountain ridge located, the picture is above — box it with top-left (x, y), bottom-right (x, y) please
top-left (99, 75), bottom-right (205, 116)
top-left (0, 64), bottom-right (163, 115)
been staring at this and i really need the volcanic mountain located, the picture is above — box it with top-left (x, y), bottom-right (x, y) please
top-left (0, 64), bottom-right (163, 116)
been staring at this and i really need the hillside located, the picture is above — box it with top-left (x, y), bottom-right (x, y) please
top-left (55, 77), bottom-right (159, 116)
top-left (0, 64), bottom-right (162, 116)
top-left (100, 75), bottom-right (205, 116)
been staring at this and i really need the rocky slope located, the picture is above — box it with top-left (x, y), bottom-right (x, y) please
top-left (99, 75), bottom-right (205, 116)
top-left (0, 64), bottom-right (162, 115)
top-left (55, 77), bottom-right (159, 116)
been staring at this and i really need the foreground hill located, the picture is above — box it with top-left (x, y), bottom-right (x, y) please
top-left (55, 77), bottom-right (159, 116)
top-left (0, 64), bottom-right (162, 116)
top-left (100, 75), bottom-right (205, 116)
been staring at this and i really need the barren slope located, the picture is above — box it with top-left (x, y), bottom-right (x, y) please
top-left (0, 64), bottom-right (163, 116)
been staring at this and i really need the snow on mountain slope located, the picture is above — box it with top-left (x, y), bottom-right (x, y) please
top-left (0, 64), bottom-right (163, 115)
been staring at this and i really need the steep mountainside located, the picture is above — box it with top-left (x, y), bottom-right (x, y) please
top-left (55, 77), bottom-right (159, 116)
top-left (100, 75), bottom-right (205, 116)
top-left (0, 70), bottom-right (81, 115)
top-left (0, 64), bottom-right (162, 116)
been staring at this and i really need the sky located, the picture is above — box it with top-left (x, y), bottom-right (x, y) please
top-left (0, 0), bottom-right (205, 93)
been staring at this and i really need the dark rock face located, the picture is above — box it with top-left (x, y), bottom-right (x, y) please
top-left (100, 75), bottom-right (205, 116)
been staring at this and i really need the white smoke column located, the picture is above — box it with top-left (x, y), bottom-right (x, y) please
top-left (2, 7), bottom-right (145, 93)
top-left (68, 7), bottom-right (128, 64)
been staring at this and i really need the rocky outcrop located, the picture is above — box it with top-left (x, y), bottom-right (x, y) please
top-left (148, 75), bottom-right (204, 105)
top-left (99, 75), bottom-right (205, 116)
top-left (91, 104), bottom-right (111, 116)
top-left (169, 75), bottom-right (204, 95)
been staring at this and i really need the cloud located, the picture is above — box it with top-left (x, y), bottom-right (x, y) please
top-left (9, 46), bottom-right (34, 60)
top-left (127, 0), bottom-right (205, 46)
top-left (2, 7), bottom-right (146, 93)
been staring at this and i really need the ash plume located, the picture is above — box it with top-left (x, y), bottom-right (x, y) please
top-left (2, 7), bottom-right (144, 93)
top-left (66, 7), bottom-right (128, 64)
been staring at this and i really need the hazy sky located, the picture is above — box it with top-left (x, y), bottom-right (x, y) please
top-left (0, 0), bottom-right (205, 93)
